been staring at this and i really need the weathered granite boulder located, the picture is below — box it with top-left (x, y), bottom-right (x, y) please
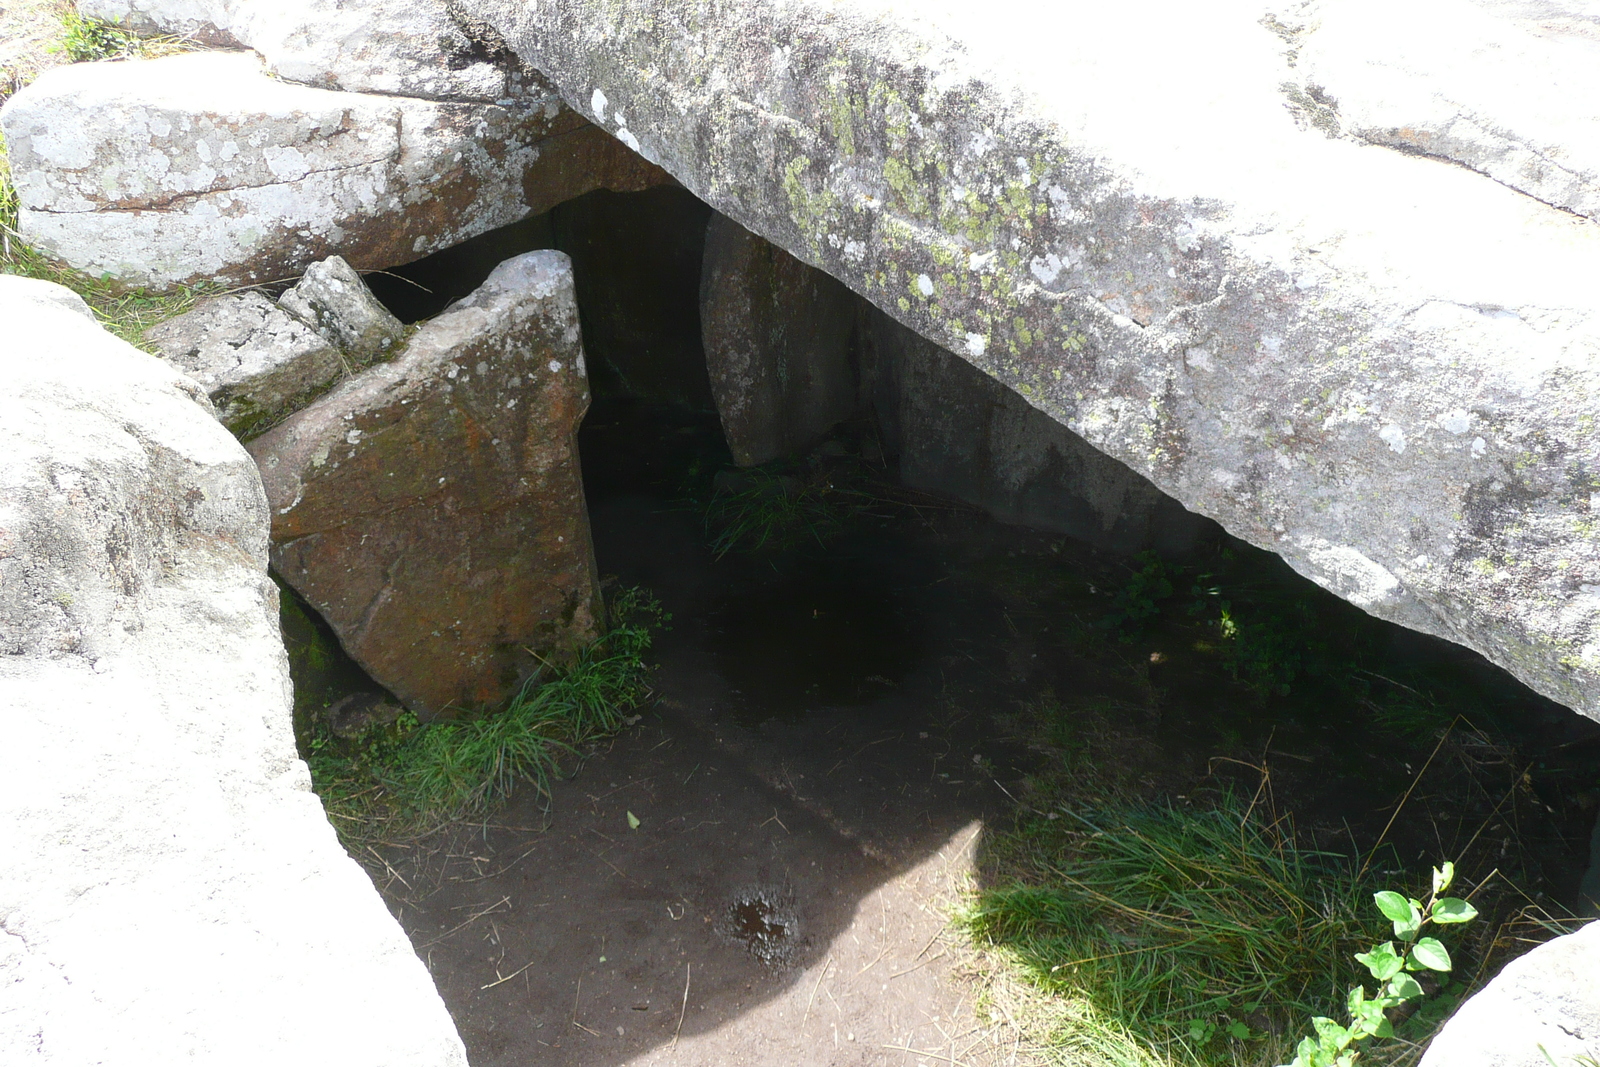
top-left (461, 0), bottom-right (1600, 719)
top-left (0, 50), bottom-right (669, 291)
top-left (1284, 0), bottom-right (1600, 224)
top-left (1420, 919), bottom-right (1600, 1066)
top-left (144, 291), bottom-right (345, 438)
top-left (0, 276), bottom-right (466, 1065)
top-left (701, 211), bottom-right (858, 467)
top-left (248, 251), bottom-right (601, 718)
top-left (78, 0), bottom-right (521, 103)
top-left (278, 255), bottom-right (404, 364)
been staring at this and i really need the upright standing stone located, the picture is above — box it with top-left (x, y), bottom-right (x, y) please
top-left (248, 251), bottom-right (601, 717)
top-left (700, 212), bottom-right (860, 466)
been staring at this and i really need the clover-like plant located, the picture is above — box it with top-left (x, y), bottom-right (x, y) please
top-left (1284, 861), bottom-right (1478, 1067)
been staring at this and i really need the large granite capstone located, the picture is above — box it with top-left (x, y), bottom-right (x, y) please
top-left (460, 0), bottom-right (1600, 720)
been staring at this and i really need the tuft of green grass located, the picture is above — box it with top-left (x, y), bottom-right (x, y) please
top-left (702, 466), bottom-right (860, 558)
top-left (308, 588), bottom-right (666, 844)
top-left (961, 795), bottom-right (1395, 1067)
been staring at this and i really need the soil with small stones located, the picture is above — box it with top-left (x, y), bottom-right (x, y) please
top-left (352, 399), bottom-right (1599, 1067)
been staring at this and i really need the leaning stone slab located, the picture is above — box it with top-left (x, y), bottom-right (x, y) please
top-left (1419, 919), bottom-right (1600, 1067)
top-left (0, 276), bottom-right (466, 1066)
top-left (278, 255), bottom-right (404, 364)
top-left (465, 0), bottom-right (1600, 719)
top-left (249, 250), bottom-right (602, 718)
top-left (0, 50), bottom-right (669, 291)
top-left (144, 290), bottom-right (346, 439)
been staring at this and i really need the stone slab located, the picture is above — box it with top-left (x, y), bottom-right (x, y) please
top-left (1420, 919), bottom-right (1600, 1066)
top-left (0, 50), bottom-right (668, 291)
top-left (701, 211), bottom-right (859, 467)
top-left (0, 275), bottom-right (466, 1067)
top-left (143, 290), bottom-right (346, 439)
top-left (248, 250), bottom-right (602, 717)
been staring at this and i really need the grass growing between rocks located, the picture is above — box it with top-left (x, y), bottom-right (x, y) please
top-left (307, 588), bottom-right (665, 848)
top-left (943, 535), bottom-right (1589, 1067)
top-left (962, 796), bottom-right (1383, 1066)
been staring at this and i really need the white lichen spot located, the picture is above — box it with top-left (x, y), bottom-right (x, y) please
top-left (969, 250), bottom-right (996, 272)
top-left (964, 332), bottom-right (988, 357)
top-left (1590, 491), bottom-right (1600, 513)
top-left (506, 398), bottom-right (517, 409)
top-left (548, 360), bottom-right (563, 373)
top-left (447, 363), bottom-right (460, 379)
top-left (345, 429), bottom-right (362, 445)
top-left (1260, 335), bottom-right (1283, 355)
top-left (1209, 469), bottom-right (1240, 490)
top-left (1379, 424), bottom-right (1407, 454)
top-left (1184, 347), bottom-right (1215, 372)
top-left (591, 88), bottom-right (609, 122)
top-left (916, 274), bottom-right (935, 297)
top-left (1471, 436), bottom-right (1487, 458)
top-left (1438, 409), bottom-right (1471, 434)
top-left (617, 128), bottom-right (641, 152)
top-left (475, 361), bottom-right (489, 376)
top-left (843, 240), bottom-right (866, 264)
top-left (1029, 253), bottom-right (1063, 285)
top-left (310, 443), bottom-right (331, 468)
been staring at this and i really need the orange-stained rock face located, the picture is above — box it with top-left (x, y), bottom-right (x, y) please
top-left (248, 250), bottom-right (601, 717)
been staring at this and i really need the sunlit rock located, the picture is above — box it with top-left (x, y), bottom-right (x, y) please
top-left (0, 274), bottom-right (466, 1066)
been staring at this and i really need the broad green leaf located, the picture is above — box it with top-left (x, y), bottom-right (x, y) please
top-left (1313, 1017), bottom-right (1351, 1054)
top-left (1227, 1021), bottom-right (1250, 1041)
top-left (626, 810), bottom-right (641, 830)
top-left (1433, 861), bottom-right (1455, 895)
top-left (1410, 937), bottom-right (1452, 972)
top-left (1355, 942), bottom-right (1404, 981)
top-left (1432, 897), bottom-right (1479, 924)
top-left (1388, 973), bottom-right (1424, 1002)
top-left (1374, 890), bottom-right (1415, 923)
top-left (1394, 912), bottom-right (1423, 941)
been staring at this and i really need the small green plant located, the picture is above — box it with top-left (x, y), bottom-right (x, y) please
top-left (1282, 862), bottom-right (1478, 1067)
top-left (51, 12), bottom-right (139, 63)
top-left (1099, 551), bottom-right (1175, 637)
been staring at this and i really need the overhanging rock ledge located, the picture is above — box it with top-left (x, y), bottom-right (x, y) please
top-left (461, 0), bottom-right (1600, 719)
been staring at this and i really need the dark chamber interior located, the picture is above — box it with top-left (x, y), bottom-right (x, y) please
top-left (284, 185), bottom-right (1600, 1066)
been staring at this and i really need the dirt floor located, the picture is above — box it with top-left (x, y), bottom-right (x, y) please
top-left (350, 398), bottom-right (1600, 1067)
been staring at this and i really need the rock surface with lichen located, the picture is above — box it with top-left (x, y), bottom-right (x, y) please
top-left (0, 49), bottom-right (669, 291)
top-left (458, 0), bottom-right (1600, 721)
